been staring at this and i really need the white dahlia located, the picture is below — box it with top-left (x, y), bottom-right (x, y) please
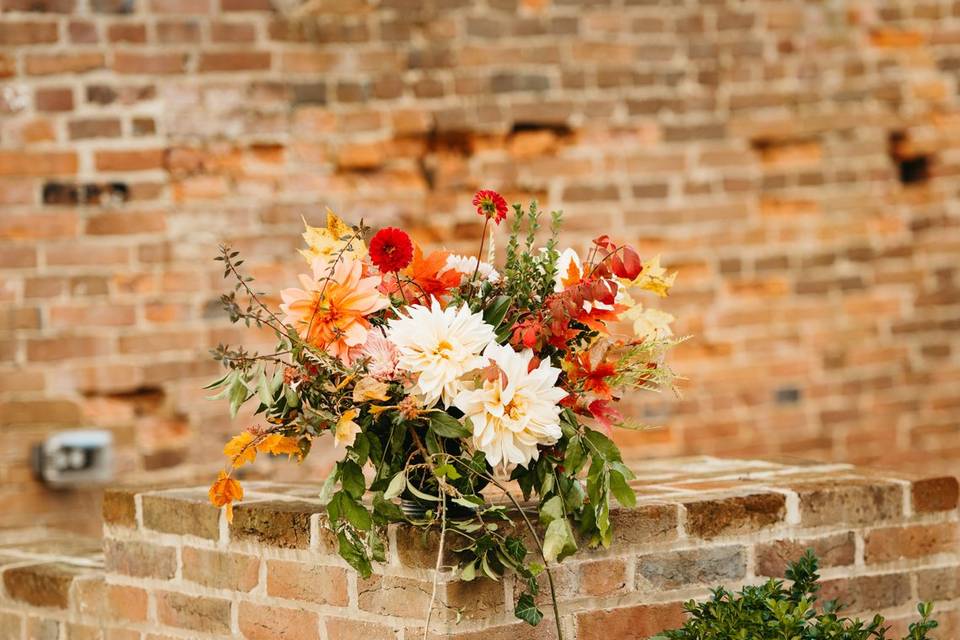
top-left (441, 254), bottom-right (501, 283)
top-left (385, 299), bottom-right (496, 407)
top-left (454, 343), bottom-right (567, 468)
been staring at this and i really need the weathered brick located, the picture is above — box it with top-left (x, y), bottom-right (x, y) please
top-left (141, 490), bottom-right (220, 539)
top-left (580, 558), bottom-right (629, 596)
top-left (106, 584), bottom-right (148, 622)
top-left (198, 51), bottom-right (271, 72)
top-left (864, 522), bottom-right (958, 563)
top-left (238, 603), bottom-right (319, 640)
top-left (911, 476), bottom-right (959, 513)
top-left (101, 488), bottom-right (137, 528)
top-left (3, 562), bottom-right (88, 609)
top-left (819, 573), bottom-right (912, 613)
top-left (755, 532), bottom-right (856, 577)
top-left (94, 149), bottom-right (165, 172)
top-left (791, 480), bottom-right (903, 527)
top-left (183, 548), bottom-right (259, 591)
top-left (684, 492), bottom-right (786, 539)
top-left (576, 602), bottom-right (686, 639)
top-left (156, 591), bottom-right (231, 633)
top-left (230, 500), bottom-right (320, 549)
top-left (265, 559), bottom-right (348, 605)
top-left (325, 617), bottom-right (396, 640)
top-left (0, 151), bottom-right (77, 176)
top-left (25, 53), bottom-right (104, 75)
top-left (637, 545), bottom-right (746, 590)
top-left (104, 539), bottom-right (176, 579)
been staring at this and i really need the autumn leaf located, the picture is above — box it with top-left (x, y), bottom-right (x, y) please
top-left (334, 409), bottom-right (361, 448)
top-left (223, 431), bottom-right (256, 468)
top-left (352, 376), bottom-right (391, 402)
top-left (257, 433), bottom-right (302, 459)
top-left (208, 471), bottom-right (243, 523)
top-left (299, 209), bottom-right (367, 265)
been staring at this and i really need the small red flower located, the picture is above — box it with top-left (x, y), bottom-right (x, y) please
top-left (472, 189), bottom-right (508, 225)
top-left (369, 227), bottom-right (414, 273)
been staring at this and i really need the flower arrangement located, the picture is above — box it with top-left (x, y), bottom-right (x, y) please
top-left (207, 193), bottom-right (681, 634)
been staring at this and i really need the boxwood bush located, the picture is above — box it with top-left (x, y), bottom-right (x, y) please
top-left (652, 551), bottom-right (938, 640)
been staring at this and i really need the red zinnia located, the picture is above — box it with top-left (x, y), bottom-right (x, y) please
top-left (473, 189), bottom-right (508, 225)
top-left (369, 227), bottom-right (414, 273)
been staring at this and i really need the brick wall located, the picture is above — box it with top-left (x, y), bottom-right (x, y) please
top-left (0, 457), bottom-right (958, 638)
top-left (3, 0), bottom-right (960, 532)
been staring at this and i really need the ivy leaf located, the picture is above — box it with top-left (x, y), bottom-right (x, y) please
top-left (543, 518), bottom-right (578, 563)
top-left (429, 411), bottom-right (471, 439)
top-left (515, 592), bottom-right (543, 627)
top-left (539, 495), bottom-right (564, 525)
top-left (460, 561), bottom-right (476, 582)
top-left (342, 494), bottom-right (373, 531)
top-left (373, 493), bottom-right (405, 522)
top-left (340, 460), bottom-right (366, 499)
top-left (317, 470), bottom-right (337, 505)
top-left (337, 531), bottom-right (372, 578)
top-left (383, 471), bottom-right (406, 500)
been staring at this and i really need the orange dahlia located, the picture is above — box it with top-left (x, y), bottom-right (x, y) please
top-left (280, 257), bottom-right (389, 362)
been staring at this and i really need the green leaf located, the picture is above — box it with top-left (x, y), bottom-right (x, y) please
top-left (460, 561), bottom-right (476, 582)
top-left (405, 480), bottom-right (439, 502)
top-left (539, 495), bottom-right (564, 525)
top-left (317, 470), bottom-right (337, 505)
top-left (284, 386), bottom-right (300, 408)
top-left (340, 460), bottom-right (366, 499)
top-left (514, 592), bottom-right (543, 626)
top-left (428, 412), bottom-right (471, 439)
top-left (343, 495), bottom-right (373, 531)
top-left (337, 531), bottom-right (372, 578)
top-left (383, 471), bottom-right (406, 500)
top-left (256, 371), bottom-right (272, 406)
top-left (372, 493), bottom-right (405, 522)
top-left (370, 530), bottom-right (387, 563)
top-left (609, 469), bottom-right (636, 508)
top-left (227, 375), bottom-right (248, 419)
top-left (584, 428), bottom-right (622, 462)
top-left (543, 518), bottom-right (577, 563)
top-left (483, 295), bottom-right (512, 329)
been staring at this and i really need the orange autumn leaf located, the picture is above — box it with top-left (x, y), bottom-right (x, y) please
top-left (399, 246), bottom-right (461, 305)
top-left (223, 431), bottom-right (256, 468)
top-left (257, 434), bottom-right (302, 459)
top-left (208, 471), bottom-right (243, 523)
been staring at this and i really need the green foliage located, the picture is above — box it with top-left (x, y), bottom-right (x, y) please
top-left (652, 551), bottom-right (938, 640)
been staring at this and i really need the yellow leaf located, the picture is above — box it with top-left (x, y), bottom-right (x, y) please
top-left (208, 471), bottom-right (243, 522)
top-left (334, 409), bottom-right (362, 448)
top-left (223, 431), bottom-right (256, 468)
top-left (299, 209), bottom-right (367, 265)
top-left (367, 404), bottom-right (394, 415)
top-left (352, 376), bottom-right (391, 403)
top-left (257, 434), bottom-right (302, 459)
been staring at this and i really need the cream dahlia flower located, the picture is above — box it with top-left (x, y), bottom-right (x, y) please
top-left (385, 299), bottom-right (495, 407)
top-left (441, 254), bottom-right (501, 283)
top-left (454, 343), bottom-right (567, 469)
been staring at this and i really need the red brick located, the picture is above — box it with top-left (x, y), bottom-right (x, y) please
top-left (325, 618), bottom-right (396, 640)
top-left (149, 0), bottom-right (211, 12)
top-left (95, 149), bottom-right (165, 171)
top-left (266, 560), bottom-right (348, 606)
top-left (156, 591), bottom-right (231, 633)
top-left (912, 476), bottom-right (959, 513)
top-left (104, 539), bottom-right (177, 579)
top-left (238, 604), bottom-right (319, 640)
top-left (106, 584), bottom-right (148, 622)
top-left (68, 118), bottom-right (123, 140)
top-left (113, 52), bottom-right (186, 74)
top-left (25, 52), bottom-right (104, 75)
top-left (107, 23), bottom-right (147, 43)
top-left (683, 492), bottom-right (786, 539)
top-left (0, 152), bottom-right (77, 176)
top-left (210, 20), bottom-right (256, 42)
top-left (197, 51), bottom-right (272, 72)
top-left (0, 21), bottom-right (59, 45)
top-left (183, 548), bottom-right (259, 591)
top-left (0, 212), bottom-right (78, 240)
top-left (87, 211), bottom-right (167, 235)
top-left (576, 602), bottom-right (686, 639)
top-left (864, 523), bottom-right (958, 563)
top-left (34, 87), bottom-right (74, 112)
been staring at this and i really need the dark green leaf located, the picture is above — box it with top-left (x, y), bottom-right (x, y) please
top-left (337, 531), bottom-right (372, 578)
top-left (515, 592), bottom-right (543, 626)
top-left (340, 460), bottom-right (366, 499)
top-left (429, 411), bottom-right (471, 439)
top-left (483, 295), bottom-right (512, 329)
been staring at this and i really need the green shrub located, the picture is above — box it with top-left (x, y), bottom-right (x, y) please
top-left (652, 550), bottom-right (938, 640)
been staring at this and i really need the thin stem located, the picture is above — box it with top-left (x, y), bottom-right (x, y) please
top-left (469, 217), bottom-right (490, 293)
top-left (422, 497), bottom-right (447, 640)
top-left (475, 470), bottom-right (564, 640)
